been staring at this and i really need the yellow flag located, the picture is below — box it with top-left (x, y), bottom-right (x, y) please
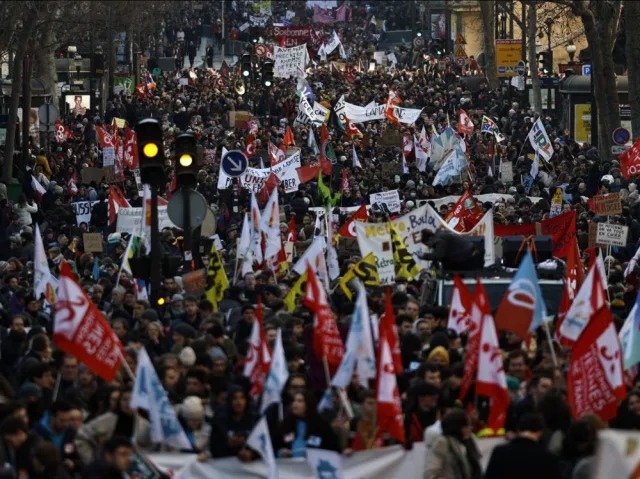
top-left (336, 252), bottom-right (380, 301)
top-left (389, 222), bottom-right (421, 281)
top-left (284, 271), bottom-right (307, 312)
top-left (205, 244), bottom-right (228, 312)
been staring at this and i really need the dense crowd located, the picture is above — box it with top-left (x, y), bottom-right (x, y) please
top-left (0, 1), bottom-right (637, 478)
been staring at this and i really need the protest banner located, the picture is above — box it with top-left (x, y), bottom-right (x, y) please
top-left (182, 269), bottom-right (207, 297)
top-left (72, 201), bottom-right (99, 226)
top-left (592, 192), bottom-right (622, 217)
top-left (393, 107), bottom-right (423, 125)
top-left (271, 150), bottom-right (301, 193)
top-left (345, 102), bottom-right (386, 122)
top-left (596, 223), bottom-right (629, 247)
top-left (369, 190), bottom-right (401, 213)
top-left (82, 233), bottom-right (103, 253)
top-left (271, 25), bottom-right (315, 48)
top-left (500, 162), bottom-right (513, 183)
top-left (355, 222), bottom-right (395, 285)
top-left (116, 205), bottom-right (176, 233)
top-left (273, 44), bottom-right (308, 78)
top-left (238, 167), bottom-right (272, 192)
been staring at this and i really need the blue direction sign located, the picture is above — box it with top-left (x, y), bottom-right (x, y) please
top-left (516, 60), bottom-right (526, 77)
top-left (582, 64), bottom-right (591, 76)
top-left (221, 149), bottom-right (248, 177)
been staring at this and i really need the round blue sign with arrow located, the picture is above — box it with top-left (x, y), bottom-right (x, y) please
top-left (516, 60), bottom-right (526, 77)
top-left (221, 150), bottom-right (248, 177)
top-left (612, 127), bottom-right (631, 146)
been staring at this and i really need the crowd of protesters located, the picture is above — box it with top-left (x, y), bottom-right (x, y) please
top-left (0, 1), bottom-right (637, 478)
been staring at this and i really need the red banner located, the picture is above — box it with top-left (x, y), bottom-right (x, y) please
top-left (620, 137), bottom-right (640, 179)
top-left (271, 25), bottom-right (318, 48)
top-left (494, 209), bottom-right (576, 258)
top-left (54, 262), bottom-right (124, 381)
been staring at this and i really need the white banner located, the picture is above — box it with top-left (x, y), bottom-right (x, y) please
top-left (103, 146), bottom-right (116, 167)
top-left (596, 223), bottom-right (629, 247)
top-left (239, 167), bottom-right (272, 192)
top-left (272, 151), bottom-right (302, 193)
top-left (150, 439), bottom-right (504, 478)
top-left (394, 107), bottom-right (423, 125)
top-left (418, 194), bottom-right (543, 209)
top-left (344, 102), bottom-right (386, 123)
top-left (274, 44), bottom-right (308, 78)
top-left (295, 101), bottom-right (330, 127)
top-left (593, 429), bottom-right (640, 479)
top-left (71, 200), bottom-right (99, 226)
top-left (250, 15), bottom-right (269, 26)
top-left (116, 205), bottom-right (176, 233)
top-left (355, 222), bottom-right (395, 285)
top-left (369, 189), bottom-right (401, 213)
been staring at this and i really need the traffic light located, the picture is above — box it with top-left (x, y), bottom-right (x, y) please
top-left (174, 133), bottom-right (198, 188)
top-left (430, 39), bottom-right (444, 57)
top-left (537, 51), bottom-right (553, 75)
top-left (262, 60), bottom-right (274, 87)
top-left (241, 53), bottom-right (252, 78)
top-left (136, 118), bottom-right (166, 187)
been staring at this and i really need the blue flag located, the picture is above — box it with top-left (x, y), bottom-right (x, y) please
top-left (620, 294), bottom-right (640, 370)
top-left (92, 257), bottom-right (100, 281)
top-left (523, 250), bottom-right (548, 331)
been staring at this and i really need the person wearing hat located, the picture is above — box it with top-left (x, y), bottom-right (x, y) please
top-left (404, 381), bottom-right (441, 444)
top-left (179, 396), bottom-right (210, 453)
top-left (172, 322), bottom-right (197, 354)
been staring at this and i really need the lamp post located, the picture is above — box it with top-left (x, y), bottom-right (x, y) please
top-left (566, 41), bottom-right (576, 65)
top-left (544, 18), bottom-right (554, 111)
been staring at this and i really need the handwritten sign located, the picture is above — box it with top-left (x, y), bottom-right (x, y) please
top-left (83, 232), bottom-right (103, 252)
top-left (274, 44), bottom-right (308, 78)
top-left (501, 161), bottom-right (513, 183)
top-left (369, 189), bottom-right (401, 213)
top-left (596, 222), bottom-right (629, 247)
top-left (593, 192), bottom-right (622, 217)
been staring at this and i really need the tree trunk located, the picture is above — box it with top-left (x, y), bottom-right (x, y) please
top-left (22, 53), bottom-right (33, 163)
top-left (527, 2), bottom-right (542, 114)
top-left (577, 1), bottom-right (621, 160)
top-left (627, 1), bottom-right (640, 140)
top-left (34, 21), bottom-right (59, 107)
top-left (2, 14), bottom-right (37, 183)
top-left (479, 0), bottom-right (499, 89)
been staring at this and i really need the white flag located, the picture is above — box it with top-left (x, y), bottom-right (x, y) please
top-left (34, 224), bottom-right (55, 304)
top-left (530, 151), bottom-right (539, 178)
top-left (238, 214), bottom-right (254, 277)
top-left (250, 192), bottom-right (264, 265)
top-left (131, 348), bottom-right (191, 449)
top-left (527, 118), bottom-right (554, 162)
top-left (247, 416), bottom-right (278, 479)
top-left (260, 188), bottom-right (281, 261)
top-left (332, 282), bottom-right (376, 389)
top-left (352, 144), bottom-right (362, 169)
top-left (217, 146), bottom-right (232, 190)
top-left (326, 213), bottom-right (340, 282)
top-left (414, 135), bottom-right (428, 172)
top-left (261, 329), bottom-right (289, 414)
top-left (308, 129), bottom-right (319, 155)
top-left (292, 237), bottom-right (328, 285)
top-left (307, 448), bottom-right (344, 479)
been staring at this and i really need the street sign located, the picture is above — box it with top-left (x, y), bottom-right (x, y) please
top-left (167, 189), bottom-right (208, 230)
top-left (38, 104), bottom-right (59, 132)
top-left (516, 60), bottom-right (526, 77)
top-left (221, 149), bottom-right (248, 177)
top-left (255, 44), bottom-right (268, 57)
top-left (496, 39), bottom-right (523, 78)
top-left (454, 45), bottom-right (467, 58)
top-left (456, 57), bottom-right (466, 67)
top-left (455, 33), bottom-right (467, 45)
top-left (612, 127), bottom-right (631, 146)
top-left (437, 60), bottom-right (447, 70)
top-left (612, 145), bottom-right (627, 155)
top-left (582, 64), bottom-right (592, 76)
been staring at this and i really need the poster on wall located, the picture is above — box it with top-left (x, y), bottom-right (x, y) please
top-left (573, 104), bottom-right (591, 144)
top-left (431, 13), bottom-right (446, 39)
top-left (65, 95), bottom-right (90, 116)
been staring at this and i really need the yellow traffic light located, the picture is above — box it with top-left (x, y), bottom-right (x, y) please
top-left (143, 142), bottom-right (159, 158)
top-left (157, 297), bottom-right (165, 306)
top-left (179, 154), bottom-right (193, 167)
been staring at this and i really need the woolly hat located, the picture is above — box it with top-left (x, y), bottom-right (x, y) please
top-left (180, 396), bottom-right (205, 421)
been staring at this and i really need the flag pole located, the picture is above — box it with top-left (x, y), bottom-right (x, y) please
top-left (322, 355), bottom-right (332, 389)
top-left (52, 372), bottom-right (62, 402)
top-left (542, 320), bottom-right (559, 368)
top-left (118, 348), bottom-right (136, 381)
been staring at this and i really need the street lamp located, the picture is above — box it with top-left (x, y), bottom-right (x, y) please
top-left (566, 41), bottom-right (576, 65)
top-left (544, 18), bottom-right (554, 111)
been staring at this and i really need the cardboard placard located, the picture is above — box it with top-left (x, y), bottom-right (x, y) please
top-left (596, 222), bottom-right (629, 247)
top-left (588, 222), bottom-right (607, 248)
top-left (228, 110), bottom-right (252, 128)
top-left (83, 232), bottom-right (103, 252)
top-left (103, 166), bottom-right (117, 184)
top-left (593, 193), bottom-right (622, 217)
top-left (80, 167), bottom-right (105, 185)
top-left (182, 268), bottom-right (207, 297)
top-left (501, 161), bottom-right (513, 183)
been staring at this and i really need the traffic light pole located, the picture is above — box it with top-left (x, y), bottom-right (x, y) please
top-left (150, 185), bottom-right (162, 307)
top-left (183, 186), bottom-right (193, 272)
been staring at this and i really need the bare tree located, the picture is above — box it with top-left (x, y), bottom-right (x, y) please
top-left (527, 1), bottom-right (542, 113)
top-left (626, 2), bottom-right (640, 139)
top-left (479, 0), bottom-right (499, 89)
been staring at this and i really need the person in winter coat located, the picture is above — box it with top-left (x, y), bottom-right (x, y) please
top-left (13, 195), bottom-right (38, 227)
top-left (426, 408), bottom-right (481, 479)
top-left (209, 385), bottom-right (257, 459)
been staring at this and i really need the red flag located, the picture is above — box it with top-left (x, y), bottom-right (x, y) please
top-left (54, 120), bottom-right (73, 143)
top-left (268, 140), bottom-right (286, 166)
top-left (54, 262), bottom-right (124, 381)
top-left (402, 133), bottom-right (414, 159)
top-left (244, 134), bottom-right (256, 158)
top-left (341, 169), bottom-right (349, 193)
top-left (243, 298), bottom-right (272, 396)
top-left (297, 165), bottom-right (321, 184)
top-left (567, 306), bottom-right (626, 420)
top-left (459, 279), bottom-right (490, 401)
top-left (377, 335), bottom-right (406, 445)
top-left (286, 215), bottom-right (298, 243)
top-left (345, 63), bottom-right (356, 84)
top-left (379, 288), bottom-right (403, 374)
top-left (385, 90), bottom-right (402, 126)
top-left (345, 118), bottom-right (363, 139)
top-left (108, 185), bottom-right (131, 225)
top-left (444, 189), bottom-right (483, 232)
top-left (475, 313), bottom-right (510, 433)
top-left (96, 126), bottom-right (115, 149)
top-left (124, 128), bottom-right (139, 169)
top-left (457, 109), bottom-right (475, 135)
top-left (257, 172), bottom-right (280, 205)
top-left (337, 204), bottom-right (368, 238)
top-left (447, 275), bottom-right (473, 335)
top-left (30, 175), bottom-right (47, 201)
top-left (303, 266), bottom-right (344, 371)
top-left (620, 136), bottom-right (640, 179)
top-left (283, 126), bottom-right (296, 147)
